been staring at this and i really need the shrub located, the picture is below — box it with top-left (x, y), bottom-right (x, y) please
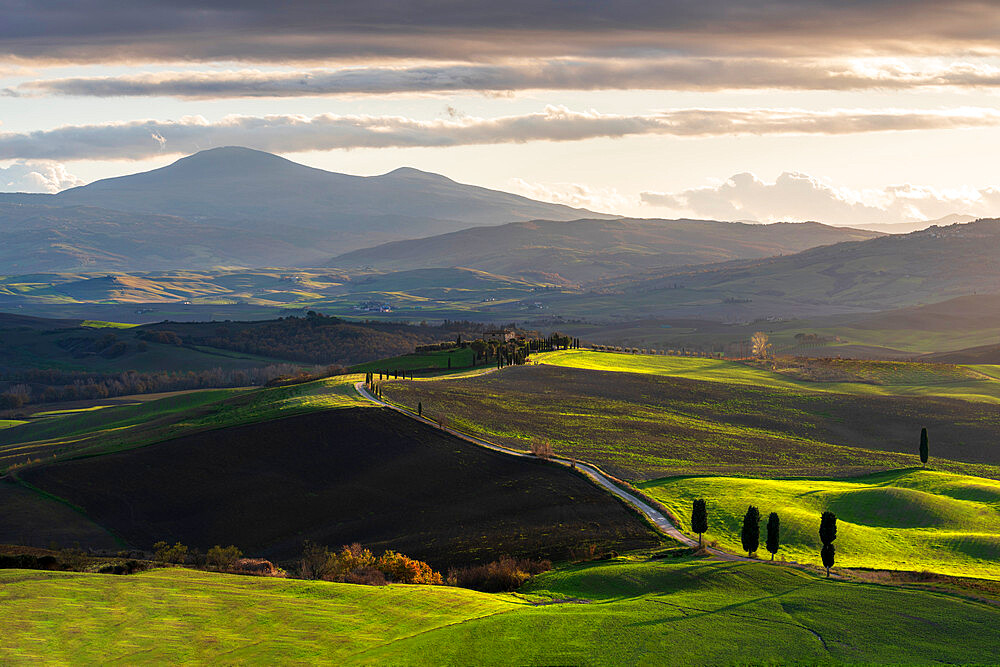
top-left (153, 541), bottom-right (188, 564)
top-left (207, 544), bottom-right (243, 570)
top-left (300, 542), bottom-right (441, 585)
top-left (447, 557), bottom-right (552, 592)
top-left (342, 567), bottom-right (388, 586)
top-left (376, 551), bottom-right (443, 585)
top-left (298, 541), bottom-right (333, 580)
top-left (230, 558), bottom-right (282, 577)
top-left (530, 437), bottom-right (554, 459)
top-left (95, 560), bottom-right (147, 575)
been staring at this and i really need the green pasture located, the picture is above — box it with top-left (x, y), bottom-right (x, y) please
top-left (80, 320), bottom-right (139, 329)
top-left (3, 557), bottom-right (999, 664)
top-left (642, 469), bottom-right (1000, 579)
top-left (536, 349), bottom-right (1000, 403)
top-left (0, 568), bottom-right (516, 664)
top-left (382, 364), bottom-right (1000, 481)
top-left (0, 420), bottom-right (27, 430)
top-left (0, 375), bottom-right (369, 471)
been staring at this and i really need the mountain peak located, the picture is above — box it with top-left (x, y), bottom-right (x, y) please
top-left (171, 146), bottom-right (300, 170)
top-left (381, 166), bottom-right (456, 182)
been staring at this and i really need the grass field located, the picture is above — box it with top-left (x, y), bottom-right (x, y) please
top-left (0, 375), bottom-right (368, 472)
top-left (536, 349), bottom-right (1000, 403)
top-left (0, 568), bottom-right (517, 664)
top-left (4, 557), bottom-right (999, 664)
top-left (383, 364), bottom-right (1000, 480)
top-left (17, 407), bottom-right (660, 564)
top-left (642, 469), bottom-right (1000, 579)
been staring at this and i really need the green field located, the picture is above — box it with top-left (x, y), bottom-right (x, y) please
top-left (642, 469), bottom-right (1000, 579)
top-left (383, 363), bottom-right (1000, 480)
top-left (0, 568), bottom-right (516, 664)
top-left (536, 349), bottom-right (1000, 403)
top-left (3, 557), bottom-right (999, 664)
top-left (1, 374), bottom-right (369, 471)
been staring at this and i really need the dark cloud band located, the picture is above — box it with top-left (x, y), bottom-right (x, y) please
top-left (1, 1), bottom-right (996, 62)
top-left (2, 106), bottom-right (999, 161)
top-left (9, 59), bottom-right (1000, 98)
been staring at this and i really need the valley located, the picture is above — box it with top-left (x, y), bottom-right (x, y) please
top-left (2, 153), bottom-right (1000, 665)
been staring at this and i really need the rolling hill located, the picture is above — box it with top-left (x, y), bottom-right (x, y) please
top-left (0, 147), bottom-right (610, 270)
top-left (561, 218), bottom-right (1000, 319)
top-left (331, 218), bottom-right (881, 284)
top-left (16, 407), bottom-right (659, 566)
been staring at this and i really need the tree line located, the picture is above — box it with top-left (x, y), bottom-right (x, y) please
top-left (691, 499), bottom-right (840, 577)
top-left (0, 363), bottom-right (321, 410)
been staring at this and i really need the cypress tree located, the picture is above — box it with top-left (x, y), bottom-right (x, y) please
top-left (819, 511), bottom-right (837, 576)
top-left (447, 357), bottom-right (451, 370)
top-left (418, 401), bottom-right (422, 417)
top-left (919, 427), bottom-right (929, 465)
top-left (691, 499), bottom-right (708, 547)
top-left (741, 505), bottom-right (761, 557)
top-left (766, 512), bottom-right (780, 561)
top-left (821, 544), bottom-right (836, 577)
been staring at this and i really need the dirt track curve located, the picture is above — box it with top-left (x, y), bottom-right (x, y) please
top-left (355, 378), bottom-right (748, 560)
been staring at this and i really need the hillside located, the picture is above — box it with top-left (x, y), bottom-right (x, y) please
top-left (644, 469), bottom-right (1000, 579)
top-left (331, 218), bottom-right (881, 283)
top-left (0, 147), bottom-right (610, 269)
top-left (570, 218), bottom-right (1000, 318)
top-left (383, 354), bottom-right (1000, 480)
top-left (17, 407), bottom-right (660, 566)
top-left (3, 560), bottom-right (999, 664)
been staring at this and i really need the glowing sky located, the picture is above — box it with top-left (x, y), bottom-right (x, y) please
top-left (2, 1), bottom-right (999, 224)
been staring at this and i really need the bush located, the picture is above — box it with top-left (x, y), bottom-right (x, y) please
top-left (95, 560), bottom-right (147, 575)
top-left (530, 438), bottom-right (554, 459)
top-left (447, 557), bottom-right (551, 592)
top-left (153, 541), bottom-right (188, 564)
top-left (299, 541), bottom-right (442, 585)
top-left (298, 541), bottom-right (332, 579)
top-left (230, 558), bottom-right (282, 577)
top-left (376, 550), bottom-right (443, 585)
top-left (342, 567), bottom-right (388, 586)
top-left (206, 544), bottom-right (243, 570)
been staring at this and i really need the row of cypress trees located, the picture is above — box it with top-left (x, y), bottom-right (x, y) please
top-left (691, 500), bottom-right (839, 577)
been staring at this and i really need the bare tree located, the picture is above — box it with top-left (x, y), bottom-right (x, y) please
top-left (530, 438), bottom-right (554, 459)
top-left (751, 332), bottom-right (772, 359)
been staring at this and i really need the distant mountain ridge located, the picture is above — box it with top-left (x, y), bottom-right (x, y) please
top-left (0, 147), bottom-right (611, 271)
top-left (331, 217), bottom-right (882, 283)
top-left (589, 218), bottom-right (1000, 316)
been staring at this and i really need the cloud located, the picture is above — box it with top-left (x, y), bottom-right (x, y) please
top-left (641, 172), bottom-right (1000, 224)
top-left (509, 178), bottom-right (635, 214)
top-left (0, 1), bottom-right (997, 63)
top-left (0, 160), bottom-right (85, 193)
top-left (10, 59), bottom-right (1000, 98)
top-left (3, 106), bottom-right (1000, 161)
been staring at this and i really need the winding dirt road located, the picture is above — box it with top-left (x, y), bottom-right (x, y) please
top-left (355, 379), bottom-right (704, 548)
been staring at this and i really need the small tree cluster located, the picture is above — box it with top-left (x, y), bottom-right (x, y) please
top-left (446, 557), bottom-right (552, 592)
top-left (297, 542), bottom-right (442, 585)
top-left (530, 437), bottom-right (555, 459)
top-left (206, 544), bottom-right (243, 570)
top-left (153, 541), bottom-right (189, 564)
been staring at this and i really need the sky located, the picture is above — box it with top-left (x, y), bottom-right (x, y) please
top-left (1, 1), bottom-right (999, 224)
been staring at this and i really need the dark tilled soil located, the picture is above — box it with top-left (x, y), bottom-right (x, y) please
top-left (20, 407), bottom-right (660, 567)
